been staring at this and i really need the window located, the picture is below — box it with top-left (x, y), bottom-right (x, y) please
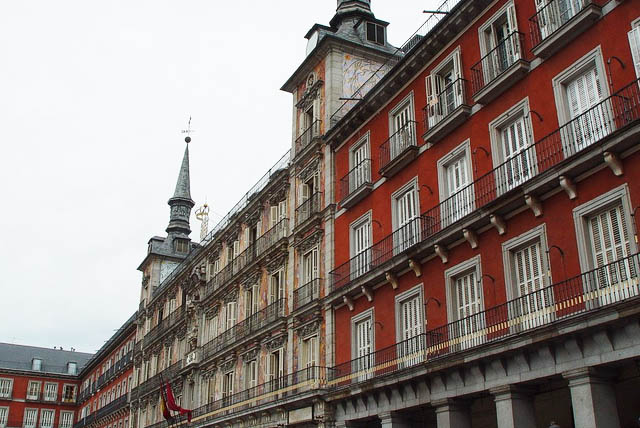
top-left (27, 381), bottom-right (40, 400)
top-left (478, 2), bottom-right (520, 83)
top-left (270, 201), bottom-right (287, 228)
top-left (225, 301), bottom-right (236, 330)
top-left (302, 247), bottom-right (319, 284)
top-left (388, 93), bottom-right (416, 160)
top-left (437, 140), bottom-right (474, 226)
top-left (445, 256), bottom-right (485, 350)
top-left (489, 99), bottom-right (536, 194)
top-left (267, 348), bottom-right (284, 386)
top-left (31, 358), bottom-right (42, 371)
top-left (269, 270), bottom-right (284, 304)
top-left (24, 409), bottom-right (38, 428)
top-left (67, 362), bottom-right (77, 375)
top-left (503, 225), bottom-right (553, 329)
top-left (629, 20), bottom-right (640, 78)
top-left (301, 335), bottom-right (317, 370)
top-left (348, 134), bottom-right (371, 194)
top-left (40, 410), bottom-right (54, 428)
top-left (0, 407), bottom-right (8, 428)
top-left (350, 212), bottom-right (372, 279)
top-left (534, 0), bottom-right (594, 41)
top-left (0, 379), bottom-right (12, 398)
top-left (366, 22), bottom-right (385, 45)
top-left (222, 372), bottom-right (234, 399)
top-left (44, 383), bottom-right (57, 401)
top-left (245, 284), bottom-right (259, 317)
top-left (175, 239), bottom-right (189, 253)
top-left (395, 285), bottom-right (424, 367)
top-left (574, 185), bottom-right (638, 306)
top-left (62, 385), bottom-right (76, 402)
top-left (552, 47), bottom-right (611, 155)
top-left (351, 310), bottom-right (374, 382)
top-left (426, 48), bottom-right (464, 126)
top-left (245, 360), bottom-right (258, 390)
top-left (392, 179), bottom-right (420, 253)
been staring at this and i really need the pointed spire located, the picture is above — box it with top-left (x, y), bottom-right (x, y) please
top-left (166, 140), bottom-right (195, 239)
top-left (173, 144), bottom-right (192, 200)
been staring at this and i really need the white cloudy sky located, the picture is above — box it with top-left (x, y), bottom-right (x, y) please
top-left (0, 0), bottom-right (436, 354)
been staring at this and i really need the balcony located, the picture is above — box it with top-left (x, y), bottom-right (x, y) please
top-left (422, 78), bottom-right (471, 144)
top-left (93, 395), bottom-right (128, 421)
top-left (328, 252), bottom-right (640, 388)
top-left (295, 192), bottom-right (323, 229)
top-left (201, 299), bottom-right (285, 361)
top-left (72, 414), bottom-right (96, 428)
top-left (143, 306), bottom-right (185, 348)
top-left (136, 360), bottom-right (183, 398)
top-left (187, 366), bottom-right (327, 425)
top-left (529, 0), bottom-right (603, 59)
top-left (293, 278), bottom-right (321, 311)
top-left (471, 32), bottom-right (530, 104)
top-left (329, 78), bottom-right (640, 299)
top-left (294, 120), bottom-right (322, 161)
top-left (339, 159), bottom-right (373, 209)
top-left (379, 121), bottom-right (419, 178)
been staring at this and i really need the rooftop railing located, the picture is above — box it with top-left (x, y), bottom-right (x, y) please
top-left (295, 192), bottom-right (323, 227)
top-left (201, 299), bottom-right (286, 361)
top-left (330, 77), bottom-right (640, 294)
top-left (329, 252), bottom-right (640, 388)
top-left (295, 120), bottom-right (322, 156)
top-left (471, 31), bottom-right (525, 95)
top-left (379, 120), bottom-right (418, 171)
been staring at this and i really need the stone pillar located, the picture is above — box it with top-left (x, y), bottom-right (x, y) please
top-left (434, 399), bottom-right (471, 428)
top-left (564, 367), bottom-right (620, 428)
top-left (491, 385), bottom-right (536, 428)
top-left (379, 412), bottom-right (411, 428)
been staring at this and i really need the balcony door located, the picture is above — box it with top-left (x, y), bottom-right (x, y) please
top-left (302, 248), bottom-right (319, 284)
top-left (354, 317), bottom-right (373, 381)
top-left (398, 294), bottom-right (424, 368)
top-left (390, 102), bottom-right (413, 159)
top-left (482, 4), bottom-right (519, 82)
top-left (512, 241), bottom-right (552, 329)
top-left (566, 66), bottom-right (610, 152)
top-left (395, 187), bottom-right (419, 253)
top-left (267, 348), bottom-right (284, 391)
top-left (499, 116), bottom-right (534, 193)
top-left (452, 270), bottom-right (485, 350)
top-left (427, 50), bottom-right (463, 127)
top-left (444, 154), bottom-right (472, 225)
top-left (351, 219), bottom-right (371, 279)
top-left (351, 142), bottom-right (370, 192)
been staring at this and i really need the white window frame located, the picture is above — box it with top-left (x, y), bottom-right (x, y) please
top-left (387, 92), bottom-right (416, 161)
top-left (31, 359), bottom-right (42, 371)
top-left (245, 360), bottom-right (258, 390)
top-left (426, 47), bottom-right (464, 128)
top-left (225, 301), bottom-right (237, 331)
top-left (348, 132), bottom-right (371, 195)
top-left (444, 256), bottom-right (485, 349)
top-left (437, 140), bottom-right (474, 225)
top-left (300, 334), bottom-right (318, 370)
top-left (267, 348), bottom-right (284, 383)
top-left (391, 178), bottom-right (421, 255)
top-left (388, 92), bottom-right (415, 136)
top-left (0, 407), bottom-right (8, 428)
top-left (552, 46), bottom-right (612, 154)
top-left (269, 269), bottom-right (284, 304)
top-left (477, 1), bottom-right (519, 58)
top-left (628, 17), bottom-right (640, 78)
top-left (488, 98), bottom-right (537, 194)
top-left (58, 411), bottom-right (72, 428)
top-left (40, 409), bottom-right (55, 428)
top-left (0, 379), bottom-right (12, 399)
top-left (350, 308), bottom-right (375, 381)
top-left (301, 246), bottom-right (319, 284)
top-left (349, 210), bottom-right (373, 279)
top-left (23, 409), bottom-right (38, 428)
top-left (43, 382), bottom-right (58, 402)
top-left (26, 381), bottom-right (41, 400)
top-left (394, 284), bottom-right (425, 368)
top-left (394, 284), bottom-right (425, 341)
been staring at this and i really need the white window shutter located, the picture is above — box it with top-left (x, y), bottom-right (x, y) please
top-left (628, 27), bottom-right (640, 78)
top-left (506, 4), bottom-right (518, 33)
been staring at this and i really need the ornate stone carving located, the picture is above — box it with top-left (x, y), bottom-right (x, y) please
top-left (295, 79), bottom-right (324, 111)
top-left (268, 184), bottom-right (289, 205)
top-left (296, 320), bottom-right (320, 339)
top-left (298, 158), bottom-right (320, 182)
top-left (296, 229), bottom-right (323, 253)
top-left (176, 325), bottom-right (187, 339)
top-left (221, 358), bottom-right (236, 373)
top-left (266, 254), bottom-right (287, 273)
top-left (265, 335), bottom-right (286, 350)
top-left (244, 208), bottom-right (262, 226)
top-left (240, 268), bottom-right (262, 288)
top-left (222, 288), bottom-right (238, 303)
top-left (242, 347), bottom-right (259, 362)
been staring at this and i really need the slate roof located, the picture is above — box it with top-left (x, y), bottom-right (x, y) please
top-left (0, 343), bottom-right (93, 376)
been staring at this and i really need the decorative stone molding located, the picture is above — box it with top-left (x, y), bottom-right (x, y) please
top-left (266, 254), bottom-right (287, 273)
top-left (176, 325), bottom-right (187, 339)
top-left (266, 335), bottom-right (286, 350)
top-left (268, 183), bottom-right (289, 205)
top-left (298, 158), bottom-right (320, 182)
top-left (245, 208), bottom-right (262, 226)
top-left (142, 275), bottom-right (150, 287)
top-left (242, 347), bottom-right (259, 362)
top-left (295, 79), bottom-right (324, 111)
top-left (208, 244), bottom-right (222, 260)
top-left (163, 335), bottom-right (175, 347)
top-left (240, 268), bottom-right (262, 288)
top-left (296, 320), bottom-right (320, 339)
top-left (221, 358), bottom-right (236, 373)
top-left (222, 288), bottom-right (238, 303)
top-left (296, 229), bottom-right (323, 253)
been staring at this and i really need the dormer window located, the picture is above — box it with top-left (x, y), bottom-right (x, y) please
top-left (32, 358), bottom-right (42, 371)
top-left (175, 239), bottom-right (189, 253)
top-left (67, 362), bottom-right (77, 375)
top-left (366, 22), bottom-right (385, 45)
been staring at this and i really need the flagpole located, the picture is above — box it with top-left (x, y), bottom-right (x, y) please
top-left (158, 373), bottom-right (174, 428)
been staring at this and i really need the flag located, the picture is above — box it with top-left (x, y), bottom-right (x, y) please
top-left (160, 385), bottom-right (172, 422)
top-left (165, 382), bottom-right (192, 423)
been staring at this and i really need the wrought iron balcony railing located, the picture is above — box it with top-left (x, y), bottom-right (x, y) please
top-left (144, 307), bottom-right (185, 348)
top-left (295, 192), bottom-right (323, 227)
top-left (72, 414), bottom-right (96, 428)
top-left (379, 120), bottom-right (418, 172)
top-left (471, 31), bottom-right (525, 95)
top-left (295, 120), bottom-right (322, 156)
top-left (529, 0), bottom-right (600, 48)
top-left (293, 278), bottom-right (322, 310)
top-left (329, 77), bottom-right (640, 294)
top-left (136, 360), bottom-right (183, 398)
top-left (329, 252), bottom-right (640, 388)
top-left (93, 394), bottom-right (128, 421)
top-left (338, 159), bottom-right (372, 204)
top-left (423, 78), bottom-right (469, 130)
top-left (202, 299), bottom-right (285, 361)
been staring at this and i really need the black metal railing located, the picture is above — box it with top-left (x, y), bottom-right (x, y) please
top-left (188, 366), bottom-right (328, 423)
top-left (136, 360), bottom-right (183, 398)
top-left (422, 78), bottom-right (468, 131)
top-left (144, 307), bottom-right (185, 347)
top-left (329, 253), bottom-right (640, 388)
top-left (72, 414), bottom-right (96, 428)
top-left (529, 0), bottom-right (601, 48)
top-left (93, 395), bottom-right (128, 421)
top-left (338, 159), bottom-right (372, 204)
top-left (329, 78), bottom-right (640, 294)
top-left (471, 31), bottom-right (525, 95)
top-left (293, 278), bottom-right (322, 310)
top-left (201, 299), bottom-right (286, 361)
top-left (379, 121), bottom-right (418, 171)
top-left (295, 120), bottom-right (322, 156)
top-left (296, 192), bottom-right (323, 227)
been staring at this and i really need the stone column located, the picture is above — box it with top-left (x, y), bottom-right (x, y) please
top-left (379, 412), bottom-right (411, 428)
top-left (564, 367), bottom-right (620, 428)
top-left (491, 385), bottom-right (536, 428)
top-left (434, 399), bottom-right (471, 428)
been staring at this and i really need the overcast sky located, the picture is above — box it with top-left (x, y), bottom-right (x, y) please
top-left (0, 0), bottom-right (437, 354)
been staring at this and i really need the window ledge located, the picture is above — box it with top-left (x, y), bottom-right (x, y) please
top-left (532, 4), bottom-right (602, 59)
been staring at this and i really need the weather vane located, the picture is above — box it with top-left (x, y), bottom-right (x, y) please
top-left (181, 116), bottom-right (195, 143)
